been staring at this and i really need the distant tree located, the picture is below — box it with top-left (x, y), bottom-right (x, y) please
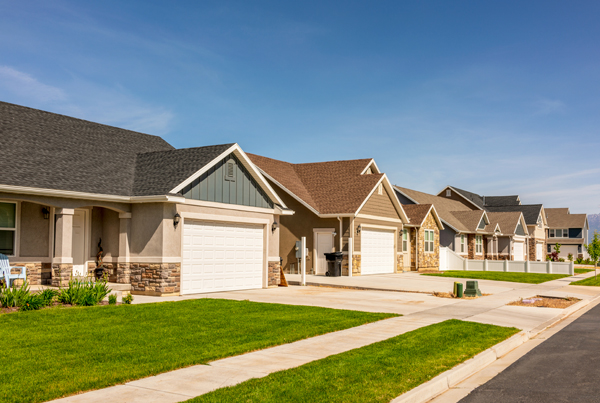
top-left (548, 244), bottom-right (561, 262)
top-left (585, 232), bottom-right (600, 280)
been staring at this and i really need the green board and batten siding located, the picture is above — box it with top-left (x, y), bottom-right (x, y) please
top-left (181, 154), bottom-right (274, 209)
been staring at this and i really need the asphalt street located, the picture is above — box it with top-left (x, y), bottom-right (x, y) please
top-left (460, 303), bottom-right (600, 403)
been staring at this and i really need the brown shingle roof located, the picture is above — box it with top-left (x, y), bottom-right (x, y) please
top-left (546, 208), bottom-right (587, 228)
top-left (486, 212), bottom-right (525, 235)
top-left (402, 204), bottom-right (432, 226)
top-left (448, 211), bottom-right (487, 232)
top-left (395, 186), bottom-right (477, 232)
top-left (249, 154), bottom-right (383, 215)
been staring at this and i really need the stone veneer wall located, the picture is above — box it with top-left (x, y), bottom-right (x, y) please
top-left (130, 263), bottom-right (181, 296)
top-left (51, 263), bottom-right (73, 287)
top-left (11, 262), bottom-right (48, 285)
top-left (342, 253), bottom-right (361, 276)
top-left (268, 261), bottom-right (281, 286)
top-left (410, 228), bottom-right (417, 270)
top-left (417, 213), bottom-right (440, 270)
top-left (397, 253), bottom-right (404, 272)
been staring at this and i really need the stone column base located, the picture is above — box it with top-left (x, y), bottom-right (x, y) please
top-left (51, 263), bottom-right (73, 287)
top-left (268, 261), bottom-right (281, 286)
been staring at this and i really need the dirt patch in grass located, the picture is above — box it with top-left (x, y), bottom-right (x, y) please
top-left (432, 291), bottom-right (491, 300)
top-left (508, 295), bottom-right (580, 308)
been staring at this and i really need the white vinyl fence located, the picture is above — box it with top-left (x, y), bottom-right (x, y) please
top-left (439, 247), bottom-right (574, 275)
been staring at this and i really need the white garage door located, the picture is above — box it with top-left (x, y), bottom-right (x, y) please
top-left (182, 220), bottom-right (264, 295)
top-left (536, 243), bottom-right (543, 261)
top-left (513, 242), bottom-right (524, 261)
top-left (361, 228), bottom-right (395, 275)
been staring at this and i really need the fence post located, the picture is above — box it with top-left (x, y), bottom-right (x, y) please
top-left (548, 260), bottom-right (553, 274)
top-left (484, 259), bottom-right (488, 271)
top-left (570, 261), bottom-right (574, 276)
top-left (504, 259), bottom-right (508, 272)
top-left (526, 260), bottom-right (530, 273)
top-left (464, 258), bottom-right (468, 271)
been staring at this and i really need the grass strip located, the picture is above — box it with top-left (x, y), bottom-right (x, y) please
top-left (575, 268), bottom-right (594, 274)
top-left (571, 275), bottom-right (600, 286)
top-left (0, 298), bottom-right (395, 403)
top-left (422, 271), bottom-right (569, 284)
top-left (189, 320), bottom-right (519, 403)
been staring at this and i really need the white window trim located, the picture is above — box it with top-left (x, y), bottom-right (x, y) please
top-left (402, 229), bottom-right (408, 252)
top-left (0, 200), bottom-right (19, 258)
top-left (460, 234), bottom-right (466, 254)
top-left (424, 229), bottom-right (434, 254)
top-left (475, 235), bottom-right (483, 255)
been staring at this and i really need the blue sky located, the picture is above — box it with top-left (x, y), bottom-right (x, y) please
top-left (1, 1), bottom-right (600, 213)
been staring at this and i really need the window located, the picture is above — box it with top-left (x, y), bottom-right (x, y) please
top-left (224, 159), bottom-right (236, 181)
top-left (460, 234), bottom-right (466, 253)
top-left (446, 189), bottom-right (451, 197)
top-left (475, 235), bottom-right (483, 254)
top-left (424, 229), bottom-right (434, 253)
top-left (578, 245), bottom-right (582, 253)
top-left (402, 229), bottom-right (408, 252)
top-left (0, 202), bottom-right (16, 256)
top-left (547, 244), bottom-right (551, 253)
top-left (550, 229), bottom-right (568, 238)
top-left (377, 183), bottom-right (383, 195)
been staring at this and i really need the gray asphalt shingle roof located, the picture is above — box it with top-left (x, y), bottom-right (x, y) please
top-left (486, 204), bottom-right (543, 226)
top-left (0, 101), bottom-right (232, 197)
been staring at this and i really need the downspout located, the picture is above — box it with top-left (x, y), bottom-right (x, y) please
top-left (415, 227), bottom-right (419, 271)
top-left (337, 217), bottom-right (343, 251)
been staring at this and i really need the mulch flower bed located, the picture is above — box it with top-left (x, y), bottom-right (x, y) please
top-left (508, 295), bottom-right (580, 308)
top-left (432, 291), bottom-right (491, 300)
top-left (0, 300), bottom-right (119, 315)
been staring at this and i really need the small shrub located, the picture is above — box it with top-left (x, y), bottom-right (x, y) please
top-left (58, 279), bottom-right (112, 306)
top-left (108, 294), bottom-right (117, 305)
top-left (559, 258), bottom-right (565, 262)
top-left (576, 257), bottom-right (584, 264)
top-left (122, 293), bottom-right (134, 304)
top-left (0, 282), bottom-right (32, 308)
top-left (568, 253), bottom-right (574, 262)
top-left (38, 289), bottom-right (59, 306)
top-left (20, 293), bottom-right (45, 311)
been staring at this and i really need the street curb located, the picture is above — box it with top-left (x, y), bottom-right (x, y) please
top-left (391, 294), bottom-right (600, 403)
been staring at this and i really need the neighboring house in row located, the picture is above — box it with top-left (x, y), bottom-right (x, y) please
top-left (248, 154), bottom-right (410, 276)
top-left (0, 101), bottom-right (291, 296)
top-left (437, 186), bottom-right (548, 261)
top-left (545, 208), bottom-right (589, 259)
top-left (401, 204), bottom-right (444, 271)
top-left (395, 186), bottom-right (529, 261)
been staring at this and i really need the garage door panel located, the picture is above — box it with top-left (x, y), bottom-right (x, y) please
top-left (182, 220), bottom-right (264, 295)
top-left (361, 228), bottom-right (395, 275)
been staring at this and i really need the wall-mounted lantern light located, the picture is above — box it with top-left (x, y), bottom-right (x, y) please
top-left (356, 224), bottom-right (362, 235)
top-left (271, 221), bottom-right (279, 233)
top-left (42, 207), bottom-right (50, 220)
top-left (173, 213), bottom-right (181, 227)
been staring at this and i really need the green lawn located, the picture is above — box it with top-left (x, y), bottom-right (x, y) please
top-left (422, 271), bottom-right (569, 284)
top-left (0, 299), bottom-right (395, 403)
top-left (575, 268), bottom-right (595, 274)
top-left (571, 275), bottom-right (600, 286)
top-left (189, 320), bottom-right (519, 403)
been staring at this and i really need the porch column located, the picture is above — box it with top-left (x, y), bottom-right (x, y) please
top-left (117, 212), bottom-right (131, 284)
top-left (52, 208), bottom-right (74, 287)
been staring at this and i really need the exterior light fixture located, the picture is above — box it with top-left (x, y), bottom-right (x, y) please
top-left (173, 213), bottom-right (181, 227)
top-left (356, 224), bottom-right (362, 235)
top-left (271, 221), bottom-right (279, 233)
top-left (42, 207), bottom-right (50, 220)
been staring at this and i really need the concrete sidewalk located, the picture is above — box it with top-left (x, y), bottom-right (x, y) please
top-left (50, 272), bottom-right (600, 403)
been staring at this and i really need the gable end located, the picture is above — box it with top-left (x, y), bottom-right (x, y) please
top-left (181, 154), bottom-right (274, 208)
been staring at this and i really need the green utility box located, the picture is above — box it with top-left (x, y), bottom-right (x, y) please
top-left (453, 281), bottom-right (463, 298)
top-left (464, 280), bottom-right (482, 297)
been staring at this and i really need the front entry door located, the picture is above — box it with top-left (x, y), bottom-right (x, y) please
top-left (402, 229), bottom-right (411, 270)
top-left (315, 232), bottom-right (334, 275)
top-left (72, 210), bottom-right (86, 276)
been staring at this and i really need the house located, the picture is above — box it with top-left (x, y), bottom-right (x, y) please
top-left (395, 186), bottom-right (529, 260)
top-left (0, 101), bottom-right (292, 295)
top-left (545, 208), bottom-right (589, 259)
top-left (401, 204), bottom-right (444, 271)
top-left (437, 186), bottom-right (547, 261)
top-left (248, 154), bottom-right (410, 276)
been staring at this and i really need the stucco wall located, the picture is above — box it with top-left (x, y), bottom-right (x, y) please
top-left (19, 201), bottom-right (49, 257)
top-left (130, 203), bottom-right (165, 258)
